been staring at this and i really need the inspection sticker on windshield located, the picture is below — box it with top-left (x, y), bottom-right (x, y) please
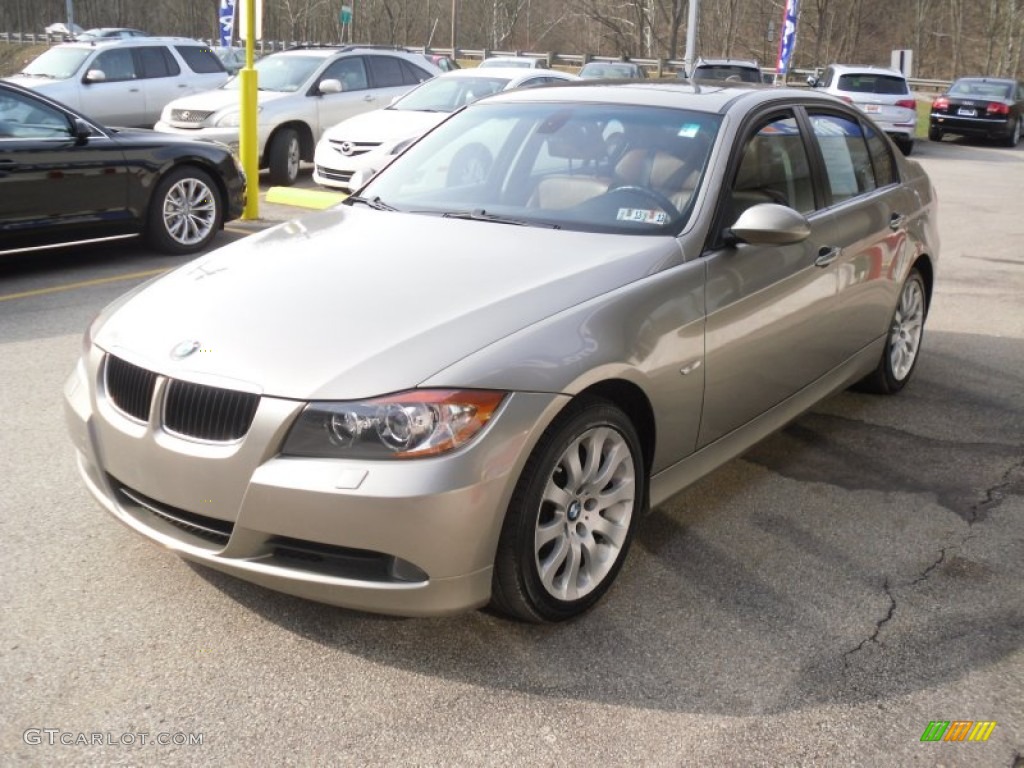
top-left (677, 123), bottom-right (701, 138)
top-left (617, 208), bottom-right (667, 224)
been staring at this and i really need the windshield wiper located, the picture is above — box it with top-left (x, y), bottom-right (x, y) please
top-left (441, 209), bottom-right (560, 228)
top-left (344, 195), bottom-right (396, 211)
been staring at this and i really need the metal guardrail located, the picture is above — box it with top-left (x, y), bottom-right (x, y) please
top-left (0, 32), bottom-right (952, 92)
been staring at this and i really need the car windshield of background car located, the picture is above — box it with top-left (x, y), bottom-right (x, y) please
top-left (221, 55), bottom-right (321, 91)
top-left (695, 66), bottom-right (760, 83)
top-left (361, 101), bottom-right (721, 235)
top-left (393, 76), bottom-right (510, 112)
top-left (19, 47), bottom-right (91, 79)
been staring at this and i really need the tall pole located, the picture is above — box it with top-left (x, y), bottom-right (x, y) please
top-left (239, 0), bottom-right (259, 220)
top-left (65, 0), bottom-right (74, 32)
top-left (683, 0), bottom-right (699, 76)
top-left (451, 0), bottom-right (458, 56)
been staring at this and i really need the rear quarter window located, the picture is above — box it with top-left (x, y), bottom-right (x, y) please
top-left (175, 46), bottom-right (227, 74)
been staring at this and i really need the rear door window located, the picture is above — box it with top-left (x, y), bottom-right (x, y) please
top-left (366, 56), bottom-right (405, 88)
top-left (808, 113), bottom-right (876, 203)
top-left (136, 46), bottom-right (180, 79)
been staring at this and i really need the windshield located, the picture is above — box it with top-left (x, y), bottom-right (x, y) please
top-left (694, 65), bottom-right (761, 83)
top-left (582, 63), bottom-right (639, 78)
top-left (393, 76), bottom-right (511, 112)
top-left (221, 55), bottom-right (321, 91)
top-left (360, 101), bottom-right (721, 235)
top-left (21, 47), bottom-right (91, 79)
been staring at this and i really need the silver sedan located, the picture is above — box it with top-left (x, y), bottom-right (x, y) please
top-left (64, 82), bottom-right (939, 622)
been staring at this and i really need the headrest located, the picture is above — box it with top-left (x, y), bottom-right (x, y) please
top-left (547, 123), bottom-right (607, 162)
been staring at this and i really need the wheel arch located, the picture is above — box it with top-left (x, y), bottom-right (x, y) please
top-left (912, 253), bottom-right (935, 313)
top-left (263, 121), bottom-right (316, 165)
top-left (574, 378), bottom-right (656, 478)
top-left (163, 159), bottom-right (228, 220)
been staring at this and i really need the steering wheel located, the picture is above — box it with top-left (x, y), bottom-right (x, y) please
top-left (605, 185), bottom-right (681, 219)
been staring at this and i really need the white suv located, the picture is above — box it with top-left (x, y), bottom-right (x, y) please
top-left (155, 46), bottom-right (441, 185)
top-left (808, 64), bottom-right (917, 155)
top-left (5, 38), bottom-right (228, 127)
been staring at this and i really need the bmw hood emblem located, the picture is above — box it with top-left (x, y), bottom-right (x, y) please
top-left (170, 340), bottom-right (201, 360)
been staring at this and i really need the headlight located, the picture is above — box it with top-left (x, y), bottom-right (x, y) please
top-left (282, 389), bottom-right (506, 459)
top-left (215, 110), bottom-right (241, 127)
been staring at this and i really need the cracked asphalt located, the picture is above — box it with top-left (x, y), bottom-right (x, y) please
top-left (1, 140), bottom-right (1022, 766)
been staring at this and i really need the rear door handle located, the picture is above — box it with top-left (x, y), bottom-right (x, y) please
top-left (815, 246), bottom-right (841, 267)
top-left (889, 212), bottom-right (907, 230)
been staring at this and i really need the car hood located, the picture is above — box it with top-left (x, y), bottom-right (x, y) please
top-left (4, 75), bottom-right (71, 92)
top-left (321, 109), bottom-right (449, 143)
top-left (95, 207), bottom-right (681, 400)
top-left (167, 87), bottom-right (290, 112)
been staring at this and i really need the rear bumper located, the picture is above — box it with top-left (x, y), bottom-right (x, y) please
top-left (930, 113), bottom-right (1013, 138)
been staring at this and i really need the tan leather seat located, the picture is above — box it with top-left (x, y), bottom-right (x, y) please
top-left (527, 123), bottom-right (612, 209)
top-left (613, 145), bottom-right (702, 210)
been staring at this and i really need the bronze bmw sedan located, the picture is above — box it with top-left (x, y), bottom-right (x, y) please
top-left (64, 82), bottom-right (938, 622)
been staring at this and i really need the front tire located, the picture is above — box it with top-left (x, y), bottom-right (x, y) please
top-left (491, 398), bottom-right (646, 623)
top-left (268, 127), bottom-right (301, 185)
top-left (856, 267), bottom-right (927, 394)
top-left (145, 166), bottom-right (222, 255)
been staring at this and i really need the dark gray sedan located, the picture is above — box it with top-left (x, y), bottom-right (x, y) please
top-left (65, 82), bottom-right (938, 622)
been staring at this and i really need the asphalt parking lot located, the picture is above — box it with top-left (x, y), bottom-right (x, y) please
top-left (1, 142), bottom-right (1022, 766)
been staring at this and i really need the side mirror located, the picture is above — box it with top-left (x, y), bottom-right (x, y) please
top-left (805, 75), bottom-right (818, 88)
top-left (318, 79), bottom-right (343, 94)
top-left (72, 118), bottom-right (92, 143)
top-left (726, 203), bottom-right (810, 245)
top-left (84, 69), bottom-right (106, 83)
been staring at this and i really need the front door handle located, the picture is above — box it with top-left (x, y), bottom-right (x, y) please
top-left (815, 246), bottom-right (841, 267)
top-left (889, 212), bottom-right (907, 230)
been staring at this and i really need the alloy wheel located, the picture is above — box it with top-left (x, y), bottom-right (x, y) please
top-left (163, 177), bottom-right (217, 246)
top-left (534, 426), bottom-right (636, 601)
top-left (889, 276), bottom-right (925, 380)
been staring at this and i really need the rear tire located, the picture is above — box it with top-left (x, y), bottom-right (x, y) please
top-left (1002, 117), bottom-right (1021, 147)
top-left (896, 137), bottom-right (913, 156)
top-left (928, 125), bottom-right (943, 142)
top-left (490, 398), bottom-right (645, 623)
top-left (268, 127), bottom-right (301, 186)
top-left (145, 166), bottom-right (222, 255)
top-left (855, 267), bottom-right (927, 394)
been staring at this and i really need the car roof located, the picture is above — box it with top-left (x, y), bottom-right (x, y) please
top-left (482, 56), bottom-right (543, 64)
top-left (437, 67), bottom-right (574, 81)
top-left (695, 58), bottom-right (759, 68)
top-left (481, 80), bottom-right (794, 113)
top-left (826, 63), bottom-right (906, 78)
top-left (56, 36), bottom-right (211, 49)
top-left (267, 46), bottom-right (424, 60)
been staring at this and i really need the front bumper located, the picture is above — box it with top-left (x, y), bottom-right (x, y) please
top-left (63, 348), bottom-right (567, 616)
top-left (155, 123), bottom-right (269, 161)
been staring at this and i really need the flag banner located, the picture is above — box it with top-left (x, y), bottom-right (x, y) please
top-left (219, 0), bottom-right (235, 46)
top-left (776, 0), bottom-right (800, 75)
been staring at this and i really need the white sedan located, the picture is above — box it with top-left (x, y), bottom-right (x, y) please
top-left (312, 67), bottom-right (578, 191)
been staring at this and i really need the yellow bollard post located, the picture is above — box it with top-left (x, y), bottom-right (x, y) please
top-left (239, 0), bottom-right (259, 220)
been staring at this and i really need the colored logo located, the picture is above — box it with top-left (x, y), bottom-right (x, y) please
top-left (920, 721), bottom-right (997, 742)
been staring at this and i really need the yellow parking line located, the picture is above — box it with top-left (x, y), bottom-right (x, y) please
top-left (0, 268), bottom-right (169, 302)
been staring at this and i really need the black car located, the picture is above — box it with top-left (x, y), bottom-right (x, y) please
top-left (929, 77), bottom-right (1024, 146)
top-left (0, 80), bottom-right (245, 256)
